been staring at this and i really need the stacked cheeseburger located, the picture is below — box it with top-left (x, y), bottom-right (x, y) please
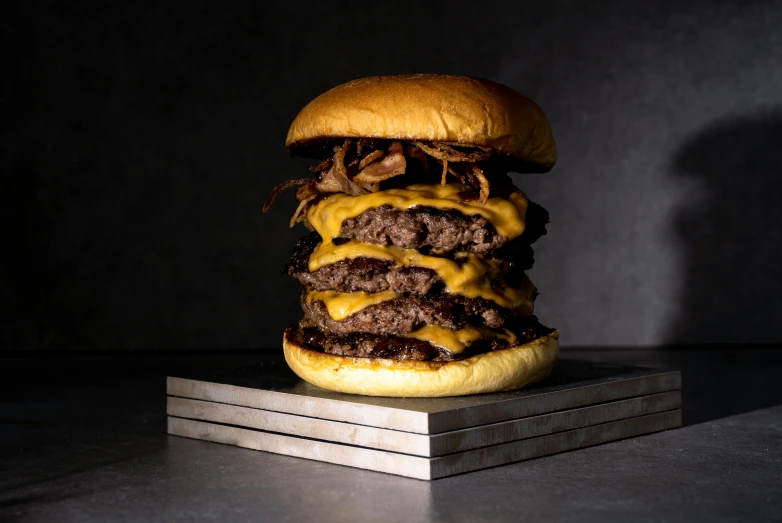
top-left (265, 74), bottom-right (559, 397)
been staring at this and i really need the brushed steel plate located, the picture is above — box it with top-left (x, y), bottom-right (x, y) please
top-left (167, 410), bottom-right (683, 480)
top-left (167, 391), bottom-right (681, 456)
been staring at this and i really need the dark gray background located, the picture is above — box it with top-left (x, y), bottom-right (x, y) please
top-left (4, 0), bottom-right (781, 349)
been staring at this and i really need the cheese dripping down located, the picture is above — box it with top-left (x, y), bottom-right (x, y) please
top-left (305, 290), bottom-right (398, 321)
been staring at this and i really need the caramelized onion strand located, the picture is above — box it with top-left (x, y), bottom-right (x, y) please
top-left (263, 178), bottom-right (312, 213)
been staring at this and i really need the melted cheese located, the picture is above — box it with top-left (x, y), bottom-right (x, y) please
top-left (306, 289), bottom-right (398, 321)
top-left (304, 183), bottom-right (533, 323)
top-left (405, 325), bottom-right (519, 354)
top-left (307, 183), bottom-right (528, 241)
top-left (310, 241), bottom-right (533, 311)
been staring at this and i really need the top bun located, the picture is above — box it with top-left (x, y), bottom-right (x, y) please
top-left (286, 74), bottom-right (556, 172)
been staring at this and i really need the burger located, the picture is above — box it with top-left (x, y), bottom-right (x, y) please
top-left (264, 74), bottom-right (559, 397)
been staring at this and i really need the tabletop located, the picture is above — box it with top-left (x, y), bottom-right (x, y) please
top-left (2, 348), bottom-right (781, 522)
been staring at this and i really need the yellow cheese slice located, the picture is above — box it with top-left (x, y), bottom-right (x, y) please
top-left (307, 183), bottom-right (528, 242)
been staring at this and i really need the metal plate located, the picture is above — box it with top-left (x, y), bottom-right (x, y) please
top-left (167, 391), bottom-right (681, 456)
top-left (167, 359), bottom-right (681, 433)
top-left (167, 410), bottom-right (683, 480)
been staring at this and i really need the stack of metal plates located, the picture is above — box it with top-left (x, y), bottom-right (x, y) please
top-left (166, 359), bottom-right (682, 480)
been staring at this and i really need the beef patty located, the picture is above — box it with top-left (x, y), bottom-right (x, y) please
top-left (295, 258), bottom-right (440, 294)
top-left (286, 232), bottom-right (536, 295)
top-left (286, 315), bottom-right (554, 362)
top-left (337, 200), bottom-right (549, 255)
top-left (301, 290), bottom-right (518, 336)
top-left (339, 205), bottom-right (504, 254)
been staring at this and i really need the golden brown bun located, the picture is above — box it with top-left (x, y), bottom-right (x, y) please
top-left (283, 330), bottom-right (559, 397)
top-left (286, 74), bottom-right (556, 172)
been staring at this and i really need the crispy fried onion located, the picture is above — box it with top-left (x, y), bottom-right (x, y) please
top-left (358, 149), bottom-right (384, 169)
top-left (412, 141), bottom-right (492, 163)
top-left (446, 162), bottom-right (466, 183)
top-left (263, 139), bottom-right (496, 225)
top-left (308, 156), bottom-right (332, 173)
top-left (469, 164), bottom-right (490, 204)
top-left (440, 159), bottom-right (448, 185)
top-left (289, 180), bottom-right (319, 226)
top-left (262, 178), bottom-right (312, 213)
top-left (353, 142), bottom-right (406, 183)
top-left (315, 139), bottom-right (361, 194)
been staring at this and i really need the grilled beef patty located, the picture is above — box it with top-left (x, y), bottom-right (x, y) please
top-left (286, 316), bottom-right (554, 362)
top-left (338, 200), bottom-right (548, 254)
top-left (301, 290), bottom-right (519, 336)
top-left (339, 205), bottom-right (505, 254)
top-left (294, 257), bottom-right (440, 295)
top-left (286, 235), bottom-right (537, 295)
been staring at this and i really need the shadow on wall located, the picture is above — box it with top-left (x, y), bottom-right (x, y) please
top-left (667, 111), bottom-right (782, 345)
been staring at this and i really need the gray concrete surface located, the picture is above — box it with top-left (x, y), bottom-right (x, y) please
top-left (1, 349), bottom-right (781, 521)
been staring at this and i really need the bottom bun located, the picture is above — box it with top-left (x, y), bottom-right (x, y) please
top-left (283, 330), bottom-right (559, 397)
